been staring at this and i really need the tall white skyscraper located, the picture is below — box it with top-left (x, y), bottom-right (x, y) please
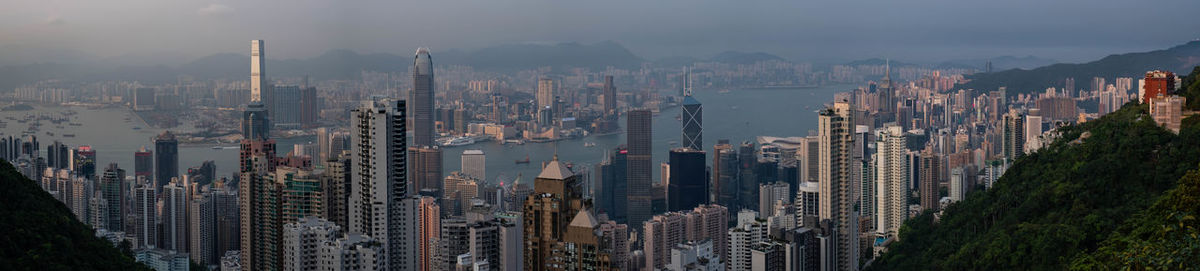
top-left (461, 149), bottom-right (486, 181)
top-left (349, 99), bottom-right (418, 270)
top-left (874, 124), bottom-right (908, 237)
top-left (161, 178), bottom-right (189, 252)
top-left (133, 178), bottom-right (157, 249)
top-left (817, 101), bottom-right (859, 271)
top-left (250, 40), bottom-right (268, 103)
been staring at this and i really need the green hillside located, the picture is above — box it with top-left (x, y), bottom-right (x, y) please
top-left (0, 162), bottom-right (149, 270)
top-left (871, 67), bottom-right (1200, 270)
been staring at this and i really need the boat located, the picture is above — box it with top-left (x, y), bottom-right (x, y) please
top-left (132, 127), bottom-right (141, 130)
top-left (515, 155), bottom-right (530, 164)
top-left (438, 136), bottom-right (475, 147)
top-left (212, 146), bottom-right (223, 150)
top-left (584, 142), bottom-right (596, 147)
top-left (63, 134), bottom-right (76, 137)
top-left (45, 132), bottom-right (53, 136)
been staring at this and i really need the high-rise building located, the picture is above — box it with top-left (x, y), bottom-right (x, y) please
top-left (1141, 70), bottom-right (1177, 103)
top-left (46, 141), bottom-right (69, 169)
top-left (190, 182), bottom-right (238, 265)
top-left (278, 167), bottom-right (322, 224)
top-left (522, 157), bottom-right (585, 271)
top-left (283, 217), bottom-right (341, 271)
top-left (418, 197), bottom-right (440, 271)
top-left (99, 164), bottom-right (124, 231)
top-left (71, 145), bottom-right (97, 180)
top-left (594, 146), bottom-right (628, 224)
top-left (412, 48), bottom-right (436, 147)
top-left (537, 78), bottom-right (555, 109)
top-left (758, 182), bottom-right (790, 217)
top-left (461, 149), bottom-right (486, 181)
top-left (918, 150), bottom-right (940, 213)
top-left (817, 101), bottom-right (859, 271)
top-left (603, 76), bottom-right (617, 118)
top-left (666, 239), bottom-right (723, 271)
top-left (682, 95), bottom-right (703, 150)
top-left (270, 85), bottom-right (302, 128)
top-left (134, 147), bottom-right (153, 179)
top-left (133, 178), bottom-right (157, 249)
top-left (1002, 110), bottom-right (1025, 161)
top-left (643, 204), bottom-right (729, 270)
top-left (442, 172), bottom-right (479, 216)
top-left (250, 40), bottom-right (268, 103)
top-left (627, 109), bottom-right (653, 227)
top-left (155, 131), bottom-right (179, 190)
top-left (668, 148), bottom-right (707, 212)
top-left (243, 102), bottom-right (271, 141)
top-left (239, 118), bottom-right (280, 269)
top-left (712, 141), bottom-right (738, 210)
top-left (727, 210), bottom-right (769, 271)
top-left (549, 209), bottom-right (627, 270)
top-left (409, 146), bottom-right (444, 195)
top-left (348, 99), bottom-right (417, 270)
top-left (322, 153), bottom-right (351, 230)
top-left (874, 124), bottom-right (908, 237)
top-left (160, 178), bottom-right (189, 252)
top-left (298, 86), bottom-right (320, 127)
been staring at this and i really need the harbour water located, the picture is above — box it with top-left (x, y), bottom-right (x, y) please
top-left (0, 84), bottom-right (852, 184)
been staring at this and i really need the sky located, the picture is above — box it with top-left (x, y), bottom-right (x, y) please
top-left (1, 0), bottom-right (1199, 65)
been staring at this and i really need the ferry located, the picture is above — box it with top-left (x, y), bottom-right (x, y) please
top-left (438, 136), bottom-right (475, 147)
top-left (584, 142), bottom-right (596, 147)
top-left (515, 155), bottom-right (530, 164)
top-left (63, 134), bottom-right (76, 138)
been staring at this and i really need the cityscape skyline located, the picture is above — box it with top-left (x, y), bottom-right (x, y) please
top-left (3, 2), bottom-right (1200, 269)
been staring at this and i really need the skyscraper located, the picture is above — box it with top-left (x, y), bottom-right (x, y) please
top-left (1142, 70), bottom-right (1176, 103)
top-left (918, 150), bottom-right (940, 212)
top-left (349, 99), bottom-right (417, 270)
top-left (603, 76), bottom-right (617, 118)
top-left (409, 146), bottom-right (444, 195)
top-left (1002, 110), bottom-right (1025, 161)
top-left (243, 102), bottom-right (271, 140)
top-left (712, 140), bottom-right (738, 209)
top-left (682, 95), bottom-right (703, 150)
top-left (594, 146), bottom-right (628, 224)
top-left (874, 124), bottom-right (908, 237)
top-left (251, 40), bottom-right (269, 106)
top-left (626, 109), bottom-right (653, 227)
top-left (522, 157), bottom-right (584, 271)
top-left (46, 141), bottom-right (69, 169)
top-left (71, 145), bottom-right (97, 180)
top-left (99, 164), bottom-right (124, 231)
top-left (460, 149), bottom-right (486, 181)
top-left (817, 101), bottom-right (859, 271)
top-left (160, 178), bottom-right (189, 252)
top-left (271, 85), bottom-right (302, 128)
top-left (537, 78), bottom-right (555, 109)
top-left (667, 148), bottom-right (707, 212)
top-left (412, 48), bottom-right (435, 147)
top-left (133, 178), bottom-right (157, 249)
top-left (322, 153), bottom-right (351, 230)
top-left (154, 131), bottom-right (178, 190)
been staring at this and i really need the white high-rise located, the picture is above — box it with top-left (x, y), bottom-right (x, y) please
top-left (161, 178), bottom-right (189, 252)
top-left (817, 101), bottom-right (859, 271)
top-left (461, 149), bottom-right (486, 181)
top-left (349, 99), bottom-right (417, 270)
top-left (874, 124), bottom-right (908, 237)
top-left (250, 40), bottom-right (268, 103)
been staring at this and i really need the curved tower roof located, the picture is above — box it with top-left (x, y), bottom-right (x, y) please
top-left (414, 47), bottom-right (433, 76)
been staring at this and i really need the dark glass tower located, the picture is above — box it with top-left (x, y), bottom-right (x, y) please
top-left (594, 146), bottom-right (628, 224)
top-left (682, 95), bottom-right (703, 150)
top-left (668, 148), bottom-right (707, 212)
top-left (155, 131), bottom-right (179, 189)
top-left (412, 48), bottom-right (435, 147)
top-left (626, 109), bottom-right (653, 226)
top-left (242, 101), bottom-right (270, 140)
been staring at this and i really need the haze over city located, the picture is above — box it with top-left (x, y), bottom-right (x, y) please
top-left (3, 0), bottom-right (1200, 65)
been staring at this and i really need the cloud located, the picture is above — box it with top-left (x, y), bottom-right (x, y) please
top-left (43, 15), bottom-right (64, 26)
top-left (197, 4), bottom-right (234, 16)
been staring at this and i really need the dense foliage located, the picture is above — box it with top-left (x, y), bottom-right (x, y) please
top-left (0, 162), bottom-right (149, 270)
top-left (870, 103), bottom-right (1200, 270)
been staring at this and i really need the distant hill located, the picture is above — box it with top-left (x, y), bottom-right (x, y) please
top-left (939, 55), bottom-right (1058, 71)
top-left (0, 161), bottom-right (149, 270)
top-left (959, 41), bottom-right (1200, 96)
top-left (708, 51), bottom-right (787, 64)
top-left (869, 67), bottom-right (1200, 270)
top-left (844, 58), bottom-right (918, 67)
